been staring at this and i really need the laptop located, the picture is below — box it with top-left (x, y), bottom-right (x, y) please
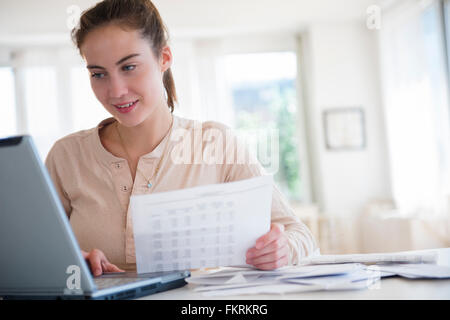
top-left (0, 135), bottom-right (190, 300)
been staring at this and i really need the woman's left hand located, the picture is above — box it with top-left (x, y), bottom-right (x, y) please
top-left (245, 223), bottom-right (289, 270)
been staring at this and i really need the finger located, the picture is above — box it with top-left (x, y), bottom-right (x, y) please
top-left (104, 262), bottom-right (125, 273)
top-left (247, 236), bottom-right (288, 259)
top-left (89, 253), bottom-right (104, 277)
top-left (253, 255), bottom-right (289, 271)
top-left (247, 245), bottom-right (289, 266)
top-left (255, 223), bottom-right (285, 250)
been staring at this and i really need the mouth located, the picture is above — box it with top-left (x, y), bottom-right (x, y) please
top-left (113, 100), bottom-right (139, 113)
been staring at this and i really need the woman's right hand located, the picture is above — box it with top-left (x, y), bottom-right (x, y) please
top-left (82, 249), bottom-right (125, 277)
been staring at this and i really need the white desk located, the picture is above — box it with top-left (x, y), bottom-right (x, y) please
top-left (140, 248), bottom-right (450, 300)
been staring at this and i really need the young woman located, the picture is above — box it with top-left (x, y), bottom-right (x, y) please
top-left (45, 0), bottom-right (317, 276)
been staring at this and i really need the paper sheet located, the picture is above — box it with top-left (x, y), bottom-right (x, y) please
top-left (299, 251), bottom-right (438, 265)
top-left (184, 250), bottom-right (447, 297)
top-left (130, 176), bottom-right (273, 273)
top-left (282, 269), bottom-right (381, 289)
top-left (187, 263), bottom-right (366, 285)
top-left (201, 283), bottom-right (325, 297)
top-left (192, 275), bottom-right (285, 292)
top-left (370, 263), bottom-right (450, 279)
top-left (186, 274), bottom-right (262, 286)
top-left (276, 263), bottom-right (365, 280)
top-left (193, 271), bottom-right (381, 297)
top-left (187, 263), bottom-right (382, 295)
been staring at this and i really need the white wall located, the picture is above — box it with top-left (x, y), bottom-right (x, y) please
top-left (0, 0), bottom-right (379, 39)
top-left (301, 22), bottom-right (392, 220)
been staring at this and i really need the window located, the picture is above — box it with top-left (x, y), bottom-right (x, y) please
top-left (380, 0), bottom-right (450, 215)
top-left (24, 66), bottom-right (59, 160)
top-left (0, 67), bottom-right (16, 138)
top-left (223, 52), bottom-right (302, 200)
top-left (71, 66), bottom-right (110, 131)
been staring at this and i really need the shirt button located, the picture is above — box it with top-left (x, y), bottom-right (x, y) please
top-left (111, 162), bottom-right (123, 169)
top-left (121, 185), bottom-right (130, 192)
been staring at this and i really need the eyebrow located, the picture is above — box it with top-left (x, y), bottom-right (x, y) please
top-left (86, 53), bottom-right (140, 69)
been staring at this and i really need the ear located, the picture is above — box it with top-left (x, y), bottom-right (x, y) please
top-left (160, 45), bottom-right (173, 73)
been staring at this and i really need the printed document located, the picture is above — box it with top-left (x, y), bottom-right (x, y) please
top-left (130, 175), bottom-right (273, 273)
top-left (370, 263), bottom-right (450, 279)
top-left (299, 251), bottom-right (438, 265)
top-left (186, 264), bottom-right (383, 296)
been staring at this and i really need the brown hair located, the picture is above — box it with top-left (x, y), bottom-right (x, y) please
top-left (71, 0), bottom-right (177, 112)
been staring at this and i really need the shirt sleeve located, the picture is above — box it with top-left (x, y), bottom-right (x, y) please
top-left (220, 125), bottom-right (318, 264)
top-left (45, 143), bottom-right (72, 219)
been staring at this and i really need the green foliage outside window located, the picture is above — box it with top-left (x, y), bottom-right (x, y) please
top-left (232, 79), bottom-right (301, 200)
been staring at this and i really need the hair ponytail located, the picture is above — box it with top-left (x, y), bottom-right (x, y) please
top-left (72, 0), bottom-right (177, 112)
top-left (163, 68), bottom-right (176, 113)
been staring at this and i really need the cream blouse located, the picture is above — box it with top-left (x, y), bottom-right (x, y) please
top-left (45, 115), bottom-right (317, 271)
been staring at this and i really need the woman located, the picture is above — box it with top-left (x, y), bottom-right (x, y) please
top-left (45, 0), bottom-right (317, 276)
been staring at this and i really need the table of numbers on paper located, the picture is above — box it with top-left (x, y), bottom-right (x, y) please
top-left (130, 176), bottom-right (273, 273)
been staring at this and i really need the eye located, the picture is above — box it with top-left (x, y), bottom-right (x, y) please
top-left (122, 65), bottom-right (136, 71)
top-left (91, 72), bottom-right (106, 79)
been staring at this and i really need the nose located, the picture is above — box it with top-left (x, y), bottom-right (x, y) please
top-left (108, 75), bottom-right (128, 99)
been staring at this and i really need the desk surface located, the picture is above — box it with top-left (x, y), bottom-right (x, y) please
top-left (140, 248), bottom-right (450, 300)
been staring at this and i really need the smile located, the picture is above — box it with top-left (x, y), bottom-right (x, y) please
top-left (114, 100), bottom-right (139, 113)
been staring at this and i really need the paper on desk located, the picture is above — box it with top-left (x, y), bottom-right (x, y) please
top-left (192, 274), bottom-right (284, 292)
top-left (370, 263), bottom-right (450, 279)
top-left (300, 250), bottom-right (438, 265)
top-left (187, 273), bottom-right (262, 286)
top-left (187, 263), bottom-right (382, 296)
top-left (189, 266), bottom-right (289, 279)
top-left (276, 263), bottom-right (365, 280)
top-left (187, 263), bottom-right (366, 285)
top-left (282, 268), bottom-right (381, 289)
top-left (195, 269), bottom-right (381, 297)
top-left (130, 175), bottom-right (273, 273)
top-left (201, 283), bottom-right (325, 297)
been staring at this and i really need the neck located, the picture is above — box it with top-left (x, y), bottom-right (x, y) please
top-left (115, 106), bottom-right (173, 158)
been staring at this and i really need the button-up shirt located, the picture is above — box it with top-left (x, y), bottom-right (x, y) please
top-left (45, 115), bottom-right (317, 271)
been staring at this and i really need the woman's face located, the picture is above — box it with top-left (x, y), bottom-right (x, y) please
top-left (80, 23), bottom-right (172, 127)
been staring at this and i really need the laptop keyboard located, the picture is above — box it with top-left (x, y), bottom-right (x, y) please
top-left (94, 277), bottom-right (150, 290)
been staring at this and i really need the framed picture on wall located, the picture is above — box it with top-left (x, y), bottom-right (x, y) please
top-left (323, 107), bottom-right (366, 150)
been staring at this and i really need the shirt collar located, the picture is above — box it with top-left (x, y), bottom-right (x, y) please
top-left (91, 115), bottom-right (180, 164)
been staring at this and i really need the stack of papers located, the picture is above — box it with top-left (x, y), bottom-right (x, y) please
top-left (186, 250), bottom-right (450, 297)
top-left (369, 263), bottom-right (450, 279)
top-left (186, 263), bottom-right (383, 296)
top-left (299, 251), bottom-right (439, 265)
